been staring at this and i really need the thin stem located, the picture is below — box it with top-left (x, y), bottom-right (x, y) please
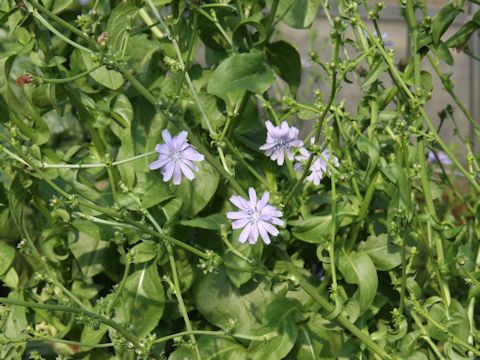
top-left (153, 330), bottom-right (273, 344)
top-left (282, 253), bottom-right (392, 360)
top-left (194, 8), bottom-right (233, 49)
top-left (399, 233), bottom-right (407, 314)
top-left (427, 54), bottom-right (480, 133)
top-left (0, 336), bottom-right (114, 348)
top-left (285, 31), bottom-right (340, 204)
top-left (0, 297), bottom-right (143, 350)
top-left (329, 146), bottom-right (338, 290)
top-left (32, 11), bottom-right (93, 54)
top-left (358, 20), bottom-right (480, 193)
top-left (138, 8), bottom-right (164, 39)
top-left (224, 139), bottom-right (270, 188)
top-left (143, 208), bottom-right (200, 360)
top-left (413, 301), bottom-right (480, 356)
top-left (28, 1), bottom-right (98, 48)
top-left (410, 313), bottom-right (446, 360)
top-left (106, 246), bottom-right (131, 313)
top-left (427, 221), bottom-right (450, 307)
top-left (119, 67), bottom-right (246, 196)
top-left (265, 0), bottom-right (280, 39)
top-left (39, 66), bottom-right (101, 84)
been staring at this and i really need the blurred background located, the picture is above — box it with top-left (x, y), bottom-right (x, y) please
top-left (273, 1), bottom-right (479, 153)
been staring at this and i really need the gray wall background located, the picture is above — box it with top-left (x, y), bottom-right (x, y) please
top-left (272, 3), bottom-right (478, 154)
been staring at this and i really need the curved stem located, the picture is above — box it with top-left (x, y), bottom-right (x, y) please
top-left (28, 1), bottom-right (98, 48)
top-left (285, 32), bottom-right (341, 204)
top-left (0, 336), bottom-right (114, 349)
top-left (142, 208), bottom-right (200, 360)
top-left (40, 66), bottom-right (101, 84)
top-left (153, 329), bottom-right (273, 344)
top-left (282, 253), bottom-right (392, 360)
top-left (0, 297), bottom-right (143, 350)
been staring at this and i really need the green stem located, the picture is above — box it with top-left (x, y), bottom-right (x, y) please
top-left (410, 313), bottom-right (446, 360)
top-left (427, 221), bottom-right (450, 307)
top-left (283, 255), bottom-right (392, 360)
top-left (32, 11), bottom-right (92, 53)
top-left (0, 297), bottom-right (143, 350)
top-left (358, 19), bottom-right (480, 193)
top-left (143, 209), bottom-right (200, 360)
top-left (119, 68), bottom-right (246, 196)
top-left (224, 139), bottom-right (270, 188)
top-left (153, 330), bottom-right (274, 344)
top-left (329, 146), bottom-right (338, 290)
top-left (413, 303), bottom-right (480, 356)
top-left (106, 247), bottom-right (131, 313)
top-left (285, 32), bottom-right (340, 204)
top-left (399, 233), bottom-right (407, 314)
top-left (0, 336), bottom-right (114, 348)
top-left (194, 8), bottom-right (233, 49)
top-left (427, 54), bottom-right (480, 133)
top-left (265, 0), bottom-right (280, 39)
top-left (28, 0), bottom-right (98, 48)
top-left (39, 66), bottom-right (101, 84)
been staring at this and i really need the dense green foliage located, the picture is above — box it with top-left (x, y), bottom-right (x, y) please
top-left (0, 0), bottom-right (480, 359)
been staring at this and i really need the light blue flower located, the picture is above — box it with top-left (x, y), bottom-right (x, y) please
top-left (295, 143), bottom-right (339, 185)
top-left (227, 188), bottom-right (283, 245)
top-left (428, 150), bottom-right (452, 165)
top-left (260, 121), bottom-right (303, 166)
top-left (149, 129), bottom-right (204, 185)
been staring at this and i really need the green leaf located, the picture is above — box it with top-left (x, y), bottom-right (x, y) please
top-left (107, 2), bottom-right (142, 54)
top-left (194, 268), bottom-right (274, 333)
top-left (359, 234), bottom-right (402, 271)
top-left (248, 298), bottom-right (301, 359)
top-left (432, 3), bottom-right (462, 47)
top-left (0, 241), bottom-right (15, 277)
top-left (361, 57), bottom-right (388, 89)
top-left (266, 41), bottom-right (302, 93)
top-left (338, 250), bottom-right (378, 317)
top-left (225, 230), bottom-right (263, 287)
top-left (430, 42), bottom-right (453, 65)
top-left (179, 213), bottom-right (227, 230)
top-left (292, 315), bottom-right (344, 359)
top-left (291, 215), bottom-right (331, 243)
top-left (70, 221), bottom-right (114, 278)
top-left (207, 50), bottom-right (275, 106)
top-left (114, 261), bottom-right (165, 339)
top-left (427, 299), bottom-right (470, 343)
top-left (174, 160), bottom-right (219, 217)
top-left (111, 94), bottom-right (133, 128)
top-left (272, 0), bottom-right (320, 29)
top-left (446, 11), bottom-right (480, 48)
top-left (118, 172), bottom-right (173, 210)
top-left (130, 241), bottom-right (159, 263)
top-left (169, 336), bottom-right (249, 360)
top-left (81, 51), bottom-right (124, 90)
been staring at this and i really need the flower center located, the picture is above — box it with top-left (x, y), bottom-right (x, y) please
top-left (250, 210), bottom-right (260, 224)
top-left (274, 139), bottom-right (289, 150)
top-left (169, 151), bottom-right (182, 161)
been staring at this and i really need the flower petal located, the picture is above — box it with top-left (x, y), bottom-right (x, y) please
top-left (238, 223), bottom-right (251, 243)
top-left (172, 163), bottom-right (182, 185)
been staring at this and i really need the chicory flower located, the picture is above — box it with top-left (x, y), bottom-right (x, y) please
top-left (260, 121), bottom-right (303, 166)
top-left (226, 188), bottom-right (284, 245)
top-left (149, 129), bottom-right (204, 185)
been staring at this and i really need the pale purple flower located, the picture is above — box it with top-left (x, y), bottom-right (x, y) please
top-left (295, 145), bottom-right (339, 185)
top-left (149, 129), bottom-right (204, 185)
top-left (428, 150), bottom-right (452, 165)
top-left (260, 121), bottom-right (303, 166)
top-left (78, 0), bottom-right (91, 5)
top-left (226, 188), bottom-right (284, 245)
top-left (364, 30), bottom-right (393, 48)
